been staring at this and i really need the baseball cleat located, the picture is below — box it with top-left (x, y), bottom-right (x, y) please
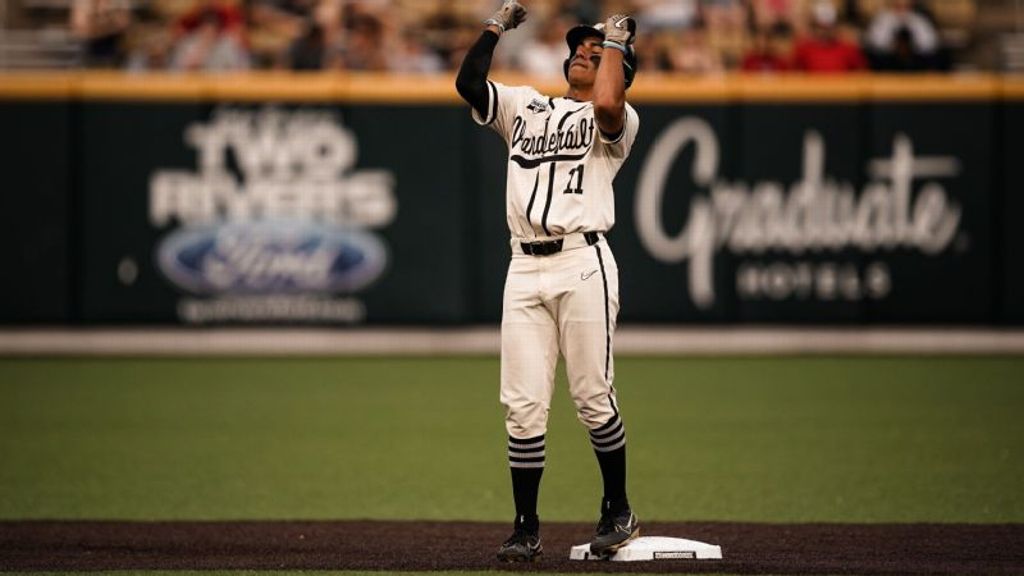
top-left (497, 526), bottom-right (542, 562)
top-left (589, 507), bottom-right (639, 557)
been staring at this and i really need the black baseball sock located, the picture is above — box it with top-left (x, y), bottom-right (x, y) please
top-left (595, 446), bottom-right (628, 512)
top-left (508, 434), bottom-right (545, 533)
top-left (510, 467), bottom-right (542, 531)
top-left (590, 414), bottom-right (628, 513)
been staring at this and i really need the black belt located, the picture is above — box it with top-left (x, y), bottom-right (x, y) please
top-left (520, 232), bottom-right (600, 256)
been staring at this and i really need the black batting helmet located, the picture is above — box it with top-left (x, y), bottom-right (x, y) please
top-left (562, 22), bottom-right (638, 89)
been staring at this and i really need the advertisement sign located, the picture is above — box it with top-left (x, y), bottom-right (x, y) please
top-left (611, 103), bottom-right (994, 324)
top-left (864, 103), bottom-right (994, 323)
top-left (1003, 102), bottom-right (1024, 324)
top-left (0, 87), bottom-right (1010, 326)
top-left (472, 120), bottom-right (515, 324)
top-left (78, 103), bottom-right (470, 324)
top-left (0, 102), bottom-right (71, 322)
top-left (610, 105), bottom-right (738, 322)
top-left (730, 104), bottom-right (865, 323)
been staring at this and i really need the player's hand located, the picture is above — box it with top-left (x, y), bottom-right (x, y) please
top-left (603, 14), bottom-right (637, 47)
top-left (484, 1), bottom-right (527, 34)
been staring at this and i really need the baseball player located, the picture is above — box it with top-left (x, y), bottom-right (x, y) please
top-left (456, 1), bottom-right (640, 563)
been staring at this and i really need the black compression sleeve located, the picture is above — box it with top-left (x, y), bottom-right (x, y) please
top-left (456, 30), bottom-right (500, 119)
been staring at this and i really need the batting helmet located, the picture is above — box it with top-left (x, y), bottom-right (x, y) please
top-left (562, 22), bottom-right (638, 89)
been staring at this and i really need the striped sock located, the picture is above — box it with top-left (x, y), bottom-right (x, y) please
top-left (508, 433), bottom-right (546, 469)
top-left (590, 414), bottom-right (626, 453)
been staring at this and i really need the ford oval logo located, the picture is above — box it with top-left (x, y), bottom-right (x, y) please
top-left (156, 222), bottom-right (387, 295)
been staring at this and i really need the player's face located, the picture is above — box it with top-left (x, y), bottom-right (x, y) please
top-left (567, 36), bottom-right (604, 87)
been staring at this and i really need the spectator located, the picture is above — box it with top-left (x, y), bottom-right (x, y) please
top-left (174, 0), bottom-right (245, 37)
top-left (248, 0), bottom-right (306, 68)
top-left (703, 0), bottom-right (746, 34)
top-left (741, 24), bottom-right (793, 72)
top-left (515, 16), bottom-right (571, 77)
top-left (871, 26), bottom-right (935, 71)
top-left (421, 3), bottom-right (466, 69)
top-left (124, 7), bottom-right (173, 71)
top-left (557, 0), bottom-right (600, 24)
top-left (865, 0), bottom-right (943, 70)
top-left (704, 0), bottom-right (750, 67)
top-left (669, 22), bottom-right (725, 74)
top-left (748, 0), bottom-right (802, 33)
top-left (70, 0), bottom-right (134, 68)
top-left (286, 19), bottom-right (329, 70)
top-left (791, 1), bottom-right (867, 72)
top-left (839, 0), bottom-right (868, 27)
top-left (388, 30), bottom-right (445, 74)
top-left (635, 30), bottom-right (674, 72)
top-left (169, 7), bottom-right (251, 71)
top-left (634, 0), bottom-right (702, 32)
top-left (339, 13), bottom-right (387, 70)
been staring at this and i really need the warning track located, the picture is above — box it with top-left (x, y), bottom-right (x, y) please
top-left (2, 520), bottom-right (1022, 574)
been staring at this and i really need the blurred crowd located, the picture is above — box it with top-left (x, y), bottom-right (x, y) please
top-left (60, 0), bottom-right (978, 73)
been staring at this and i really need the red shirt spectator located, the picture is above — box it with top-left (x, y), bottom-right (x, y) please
top-left (175, 0), bottom-right (244, 36)
top-left (741, 27), bottom-right (792, 72)
top-left (792, 37), bottom-right (867, 72)
top-left (792, 1), bottom-right (867, 72)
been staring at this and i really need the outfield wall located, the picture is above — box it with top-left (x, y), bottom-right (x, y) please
top-left (1, 73), bottom-right (1022, 326)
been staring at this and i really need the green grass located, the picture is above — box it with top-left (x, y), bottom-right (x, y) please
top-left (1, 357), bottom-right (1022, 523)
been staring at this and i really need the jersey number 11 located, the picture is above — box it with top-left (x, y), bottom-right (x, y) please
top-left (563, 165), bottom-right (584, 195)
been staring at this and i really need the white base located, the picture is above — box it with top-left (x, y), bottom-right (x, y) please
top-left (569, 536), bottom-right (723, 561)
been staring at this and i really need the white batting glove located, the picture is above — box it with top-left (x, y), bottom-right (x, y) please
top-left (602, 13), bottom-right (637, 50)
top-left (484, 1), bottom-right (527, 34)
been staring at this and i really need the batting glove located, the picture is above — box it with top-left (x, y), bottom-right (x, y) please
top-left (484, 1), bottom-right (527, 34)
top-left (602, 13), bottom-right (637, 53)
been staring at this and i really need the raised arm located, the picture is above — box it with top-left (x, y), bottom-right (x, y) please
top-left (593, 14), bottom-right (636, 138)
top-left (455, 1), bottom-right (526, 119)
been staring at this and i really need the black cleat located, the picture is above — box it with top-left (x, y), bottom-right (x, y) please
top-left (497, 520), bottom-right (542, 562)
top-left (589, 506), bottom-right (639, 557)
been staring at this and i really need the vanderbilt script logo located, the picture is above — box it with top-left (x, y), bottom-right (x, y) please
top-left (635, 117), bottom-right (963, 309)
top-left (510, 114), bottom-right (594, 157)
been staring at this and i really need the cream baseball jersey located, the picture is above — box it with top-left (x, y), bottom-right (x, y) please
top-left (473, 80), bottom-right (640, 239)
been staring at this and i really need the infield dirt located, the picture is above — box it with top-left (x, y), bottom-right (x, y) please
top-left (2, 520), bottom-right (1022, 574)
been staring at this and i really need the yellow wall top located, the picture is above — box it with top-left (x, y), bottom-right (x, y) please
top-left (1, 71), bottom-right (1022, 103)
